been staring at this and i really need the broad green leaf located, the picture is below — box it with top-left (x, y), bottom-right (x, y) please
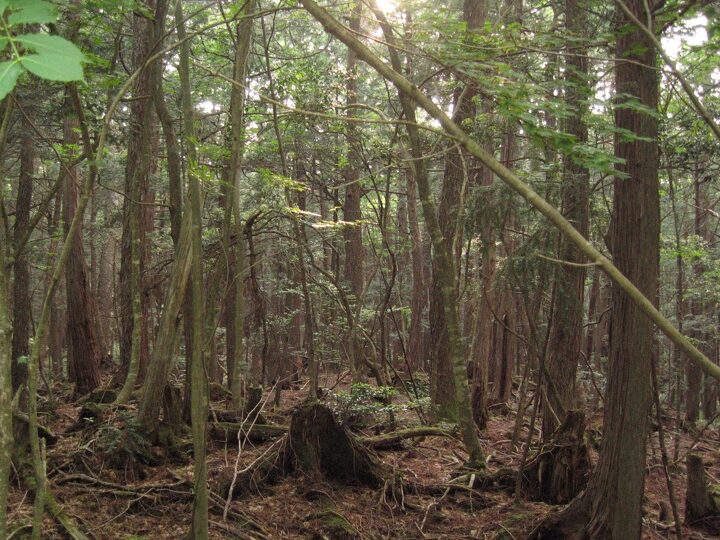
top-left (0, 1), bottom-right (8, 15)
top-left (7, 0), bottom-right (57, 25)
top-left (0, 60), bottom-right (22, 100)
top-left (16, 355), bottom-right (28, 365)
top-left (16, 33), bottom-right (85, 62)
top-left (20, 53), bottom-right (83, 81)
top-left (0, 37), bottom-right (8, 51)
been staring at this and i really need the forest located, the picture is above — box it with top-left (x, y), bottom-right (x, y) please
top-left (0, 0), bottom-right (719, 538)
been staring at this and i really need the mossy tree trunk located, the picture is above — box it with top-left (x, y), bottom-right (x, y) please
top-left (175, 1), bottom-right (209, 537)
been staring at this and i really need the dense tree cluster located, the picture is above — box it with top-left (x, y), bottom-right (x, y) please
top-left (0, 0), bottom-right (719, 538)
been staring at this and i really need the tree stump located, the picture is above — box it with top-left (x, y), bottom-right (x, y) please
top-left (523, 410), bottom-right (591, 504)
top-left (491, 410), bottom-right (591, 505)
top-left (287, 402), bottom-right (385, 486)
top-left (686, 454), bottom-right (719, 526)
top-left (222, 402), bottom-right (389, 498)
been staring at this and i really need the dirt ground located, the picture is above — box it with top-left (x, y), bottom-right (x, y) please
top-left (7, 371), bottom-right (720, 539)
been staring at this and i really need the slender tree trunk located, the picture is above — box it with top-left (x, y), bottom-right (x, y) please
top-left (226, 0), bottom-right (255, 409)
top-left (0, 103), bottom-right (13, 535)
top-left (49, 201), bottom-right (66, 379)
top-left (11, 118), bottom-right (34, 394)
top-left (175, 1), bottom-right (208, 536)
top-left (118, 0), bottom-right (158, 386)
top-left (343, 0), bottom-right (365, 376)
top-left (371, 0), bottom-right (485, 464)
top-left (406, 165), bottom-right (427, 370)
top-left (63, 94), bottom-right (101, 397)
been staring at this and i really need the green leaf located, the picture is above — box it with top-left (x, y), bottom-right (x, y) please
top-left (0, 1), bottom-right (9, 15)
top-left (0, 37), bottom-right (8, 51)
top-left (16, 355), bottom-right (28, 365)
top-left (20, 53), bottom-right (83, 81)
top-left (16, 33), bottom-right (85, 62)
top-left (0, 60), bottom-right (22, 100)
top-left (7, 0), bottom-right (57, 25)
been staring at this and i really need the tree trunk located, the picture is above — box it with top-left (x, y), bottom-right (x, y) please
top-left (343, 0), bottom-right (365, 376)
top-left (175, 1), bottom-right (208, 537)
top-left (430, 0), bottom-right (485, 421)
top-left (405, 166), bottom-right (427, 370)
top-left (118, 0), bottom-right (158, 386)
top-left (371, 0), bottom-right (485, 465)
top-left (542, 0), bottom-right (590, 437)
top-left (63, 94), bottom-right (101, 398)
top-left (11, 117), bottom-right (34, 394)
top-left (533, 2), bottom-right (659, 537)
top-left (685, 454), bottom-right (719, 525)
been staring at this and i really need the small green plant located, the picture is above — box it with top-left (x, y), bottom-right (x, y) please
top-left (96, 411), bottom-right (153, 473)
top-left (330, 382), bottom-right (397, 427)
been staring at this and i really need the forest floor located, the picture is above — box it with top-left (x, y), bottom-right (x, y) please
top-left (7, 370), bottom-right (720, 539)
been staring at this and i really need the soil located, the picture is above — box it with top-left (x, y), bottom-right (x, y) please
top-left (7, 372), bottom-right (720, 539)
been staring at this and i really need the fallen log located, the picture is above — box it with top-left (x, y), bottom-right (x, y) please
top-left (362, 427), bottom-right (455, 450)
top-left (209, 422), bottom-right (287, 444)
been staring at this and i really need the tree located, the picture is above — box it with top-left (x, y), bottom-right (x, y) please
top-left (533, 0), bottom-right (660, 536)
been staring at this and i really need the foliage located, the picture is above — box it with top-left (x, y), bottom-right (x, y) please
top-left (329, 382), bottom-right (430, 427)
top-left (0, 0), bottom-right (86, 99)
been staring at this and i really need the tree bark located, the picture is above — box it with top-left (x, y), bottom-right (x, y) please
top-left (343, 0), bottom-right (365, 376)
top-left (174, 1), bottom-right (208, 535)
top-left (430, 0), bottom-right (485, 421)
top-left (118, 0), bottom-right (158, 386)
top-left (63, 94), bottom-right (101, 397)
top-left (541, 0), bottom-right (591, 437)
top-left (534, 1), bottom-right (659, 536)
top-left (11, 116), bottom-right (34, 394)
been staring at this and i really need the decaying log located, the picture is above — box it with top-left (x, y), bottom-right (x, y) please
top-left (362, 426), bottom-right (454, 450)
top-left (209, 422), bottom-right (287, 444)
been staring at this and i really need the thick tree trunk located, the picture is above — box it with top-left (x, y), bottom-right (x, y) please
top-left (685, 454), bottom-right (719, 525)
top-left (533, 2), bottom-right (659, 537)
